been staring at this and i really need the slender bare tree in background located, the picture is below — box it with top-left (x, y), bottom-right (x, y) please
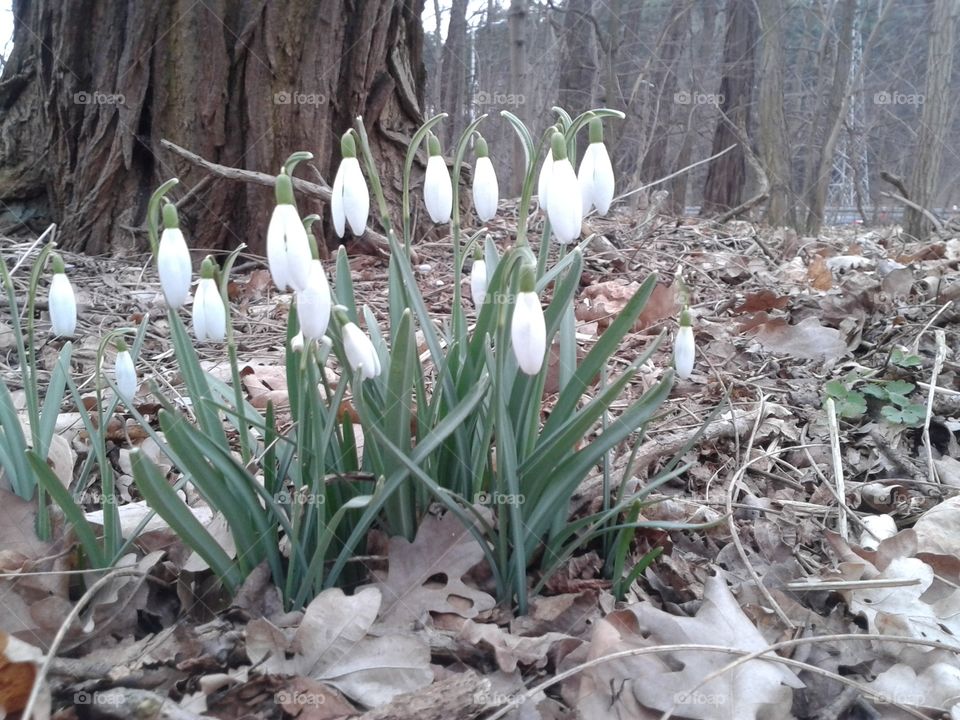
top-left (508, 0), bottom-right (529, 195)
top-left (440, 0), bottom-right (469, 146)
top-left (756, 0), bottom-right (796, 228)
top-left (557, 0), bottom-right (598, 117)
top-left (639, 2), bottom-right (690, 199)
top-left (701, 0), bottom-right (756, 215)
top-left (801, 0), bottom-right (856, 234)
top-left (905, 0), bottom-right (959, 240)
top-left (0, 0), bottom-right (425, 254)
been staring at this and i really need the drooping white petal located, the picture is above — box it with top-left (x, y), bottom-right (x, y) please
top-left (267, 206), bottom-right (292, 291)
top-left (537, 149), bottom-right (553, 208)
top-left (290, 331), bottom-right (305, 352)
top-left (343, 322), bottom-right (381, 379)
top-left (472, 157), bottom-right (499, 222)
top-left (546, 158), bottom-right (583, 244)
top-left (587, 142), bottom-right (615, 215)
top-left (283, 210), bottom-right (312, 292)
top-left (114, 350), bottom-right (137, 402)
top-left (511, 291), bottom-right (546, 375)
top-left (297, 260), bottom-right (332, 340)
top-left (157, 228), bottom-right (192, 308)
top-left (341, 157), bottom-right (369, 236)
top-left (577, 144), bottom-right (597, 217)
top-left (48, 273), bottom-right (77, 337)
top-left (331, 163), bottom-right (347, 238)
top-left (470, 259), bottom-right (488, 307)
top-left (192, 277), bottom-right (226, 342)
top-left (674, 325), bottom-right (695, 379)
top-left (424, 155), bottom-right (452, 224)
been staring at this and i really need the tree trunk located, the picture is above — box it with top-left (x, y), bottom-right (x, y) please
top-left (701, 0), bottom-right (757, 215)
top-left (557, 0), bottom-right (598, 116)
top-left (508, 0), bottom-right (528, 196)
top-left (440, 0), bottom-right (469, 147)
top-left (639, 2), bottom-right (689, 191)
top-left (905, 0), bottom-right (958, 240)
top-left (801, 0), bottom-right (857, 234)
top-left (0, 0), bottom-right (426, 256)
top-left (756, 0), bottom-right (796, 227)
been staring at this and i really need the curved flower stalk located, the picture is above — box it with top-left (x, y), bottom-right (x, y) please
top-left (192, 257), bottom-right (227, 342)
top-left (157, 202), bottom-right (192, 308)
top-left (577, 117), bottom-right (615, 217)
top-left (267, 166), bottom-right (312, 292)
top-left (48, 253), bottom-right (76, 337)
top-left (331, 131), bottom-right (369, 237)
top-left (545, 133), bottom-right (583, 244)
top-left (296, 219), bottom-right (332, 341)
top-left (472, 135), bottom-right (499, 222)
top-left (335, 308), bottom-right (381, 380)
top-left (470, 249), bottom-right (488, 307)
top-left (511, 264), bottom-right (546, 375)
top-left (674, 307), bottom-right (695, 379)
top-left (423, 132), bottom-right (452, 224)
top-left (114, 339), bottom-right (137, 403)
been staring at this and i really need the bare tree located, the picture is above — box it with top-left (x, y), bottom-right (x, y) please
top-left (440, 0), bottom-right (469, 146)
top-left (0, 0), bottom-right (426, 254)
top-left (508, 0), bottom-right (529, 195)
top-left (905, 0), bottom-right (959, 240)
top-left (756, 0), bottom-right (797, 227)
top-left (557, 0), bottom-right (598, 116)
top-left (701, 0), bottom-right (757, 215)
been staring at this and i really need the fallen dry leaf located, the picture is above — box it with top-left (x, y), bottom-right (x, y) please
top-left (0, 631), bottom-right (48, 719)
top-left (370, 511), bottom-right (496, 626)
top-left (746, 316), bottom-right (848, 361)
top-left (246, 586), bottom-right (433, 708)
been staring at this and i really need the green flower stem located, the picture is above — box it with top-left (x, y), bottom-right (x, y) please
top-left (283, 152), bottom-right (314, 178)
top-left (216, 244), bottom-right (251, 466)
top-left (400, 113), bottom-right (447, 251)
top-left (352, 122), bottom-right (397, 241)
top-left (146, 179), bottom-right (179, 257)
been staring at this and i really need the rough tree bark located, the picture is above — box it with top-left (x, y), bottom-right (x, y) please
top-left (0, 0), bottom-right (426, 255)
top-left (439, 0), bottom-right (469, 147)
top-left (557, 0), bottom-right (597, 116)
top-left (905, 0), bottom-right (958, 240)
top-left (700, 0), bottom-right (757, 215)
top-left (756, 0), bottom-right (796, 228)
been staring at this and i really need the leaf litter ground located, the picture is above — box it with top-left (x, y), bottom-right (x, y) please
top-left (1, 210), bottom-right (959, 719)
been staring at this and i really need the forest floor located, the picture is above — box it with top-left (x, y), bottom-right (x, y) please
top-left (1, 208), bottom-right (960, 720)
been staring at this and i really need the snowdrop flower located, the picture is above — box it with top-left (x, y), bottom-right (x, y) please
top-left (577, 117), bottom-right (615, 216)
top-left (423, 132), bottom-right (452, 224)
top-left (537, 126), bottom-right (559, 208)
top-left (48, 253), bottom-right (76, 337)
top-left (511, 265), bottom-right (546, 375)
top-left (114, 339), bottom-right (137, 403)
top-left (470, 251), bottom-right (488, 307)
top-left (267, 170), bottom-right (311, 292)
top-left (337, 309), bottom-right (381, 380)
top-left (674, 307), bottom-right (695, 379)
top-left (156, 202), bottom-right (192, 308)
top-left (331, 131), bottom-right (369, 237)
top-left (546, 133), bottom-right (583, 244)
top-left (192, 257), bottom-right (226, 342)
top-left (290, 331), bottom-right (305, 352)
top-left (472, 135), bottom-right (499, 222)
top-left (296, 224), bottom-right (332, 341)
